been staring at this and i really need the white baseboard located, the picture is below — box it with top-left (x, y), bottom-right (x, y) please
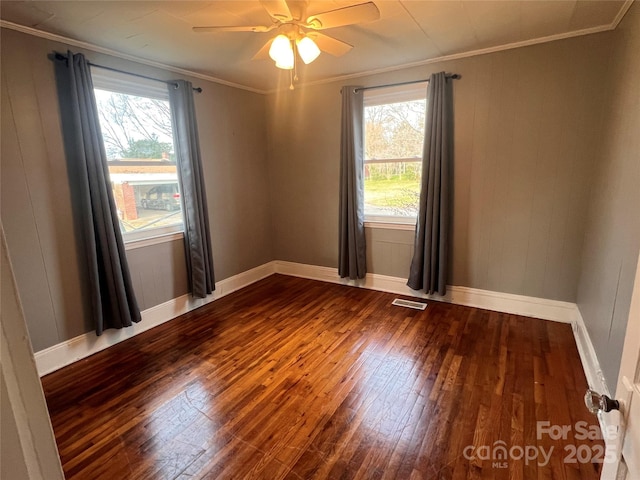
top-left (570, 308), bottom-right (617, 459)
top-left (273, 260), bottom-right (577, 323)
top-left (35, 258), bottom-right (603, 406)
top-left (571, 309), bottom-right (609, 395)
top-left (34, 262), bottom-right (276, 376)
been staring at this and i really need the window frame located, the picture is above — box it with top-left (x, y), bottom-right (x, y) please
top-left (362, 82), bottom-right (427, 227)
top-left (91, 67), bottom-right (185, 245)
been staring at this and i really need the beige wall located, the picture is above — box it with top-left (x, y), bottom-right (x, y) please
top-left (576, 4), bottom-right (640, 392)
top-left (126, 239), bottom-right (189, 311)
top-left (365, 228), bottom-right (415, 279)
top-left (266, 33), bottom-right (612, 302)
top-left (1, 28), bottom-right (273, 351)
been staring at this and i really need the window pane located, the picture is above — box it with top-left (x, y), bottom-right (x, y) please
top-left (364, 99), bottom-right (426, 161)
top-left (364, 161), bottom-right (421, 218)
top-left (94, 88), bottom-right (184, 240)
top-left (363, 96), bottom-right (426, 220)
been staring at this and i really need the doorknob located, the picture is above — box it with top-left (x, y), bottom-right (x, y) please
top-left (584, 389), bottom-right (620, 414)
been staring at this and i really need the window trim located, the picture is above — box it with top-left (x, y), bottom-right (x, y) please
top-left (364, 220), bottom-right (415, 231)
top-left (91, 66), bottom-right (170, 100)
top-left (122, 224), bottom-right (184, 243)
top-left (124, 231), bottom-right (184, 250)
top-left (363, 82), bottom-right (427, 107)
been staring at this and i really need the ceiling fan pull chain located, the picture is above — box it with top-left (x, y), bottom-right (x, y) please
top-left (288, 39), bottom-right (296, 90)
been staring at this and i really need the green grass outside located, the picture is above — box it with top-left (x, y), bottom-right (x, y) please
top-left (364, 176), bottom-right (420, 208)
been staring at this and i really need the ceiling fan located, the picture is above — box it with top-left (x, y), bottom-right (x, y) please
top-left (193, 0), bottom-right (380, 87)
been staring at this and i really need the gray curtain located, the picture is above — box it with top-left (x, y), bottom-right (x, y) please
top-left (407, 72), bottom-right (453, 295)
top-left (61, 51), bottom-right (141, 335)
top-left (169, 80), bottom-right (215, 298)
top-left (339, 86), bottom-right (366, 279)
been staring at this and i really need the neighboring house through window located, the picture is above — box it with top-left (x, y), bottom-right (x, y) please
top-left (363, 83), bottom-right (427, 224)
top-left (92, 67), bottom-right (184, 242)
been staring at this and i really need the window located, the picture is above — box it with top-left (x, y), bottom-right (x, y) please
top-left (363, 83), bottom-right (427, 224)
top-left (92, 67), bottom-right (184, 242)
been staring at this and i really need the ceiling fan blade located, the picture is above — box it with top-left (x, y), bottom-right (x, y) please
top-left (260, 0), bottom-right (293, 21)
top-left (305, 2), bottom-right (380, 30)
top-left (307, 32), bottom-right (353, 57)
top-left (252, 39), bottom-right (274, 60)
top-left (193, 25), bottom-right (275, 33)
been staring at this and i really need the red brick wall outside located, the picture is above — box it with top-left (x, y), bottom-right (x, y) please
top-left (112, 182), bottom-right (138, 220)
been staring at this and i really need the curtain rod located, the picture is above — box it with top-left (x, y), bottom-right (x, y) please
top-left (353, 74), bottom-right (460, 93)
top-left (53, 52), bottom-right (202, 93)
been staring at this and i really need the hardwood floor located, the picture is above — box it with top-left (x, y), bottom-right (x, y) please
top-left (42, 274), bottom-right (603, 479)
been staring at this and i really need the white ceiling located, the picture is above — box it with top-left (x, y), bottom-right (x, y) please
top-left (0, 1), bottom-right (630, 92)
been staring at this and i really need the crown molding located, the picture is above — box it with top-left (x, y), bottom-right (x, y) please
top-left (612, 0), bottom-right (635, 29)
top-left (272, 0), bottom-right (634, 93)
top-left (0, 20), bottom-right (267, 95)
top-left (3, 0), bottom-right (633, 97)
top-left (277, 21), bottom-right (621, 93)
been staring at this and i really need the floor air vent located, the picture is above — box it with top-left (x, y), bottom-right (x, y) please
top-left (392, 298), bottom-right (428, 310)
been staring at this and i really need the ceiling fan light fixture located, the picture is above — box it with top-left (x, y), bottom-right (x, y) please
top-left (269, 34), bottom-right (294, 69)
top-left (296, 36), bottom-right (321, 64)
top-left (275, 56), bottom-right (294, 70)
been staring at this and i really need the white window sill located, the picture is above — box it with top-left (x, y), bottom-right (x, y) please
top-left (124, 231), bottom-right (184, 250)
top-left (364, 221), bottom-right (415, 231)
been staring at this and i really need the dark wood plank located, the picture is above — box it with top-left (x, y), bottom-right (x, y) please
top-left (41, 274), bottom-right (604, 480)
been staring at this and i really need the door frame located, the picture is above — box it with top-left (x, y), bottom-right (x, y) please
top-left (600, 252), bottom-right (640, 479)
